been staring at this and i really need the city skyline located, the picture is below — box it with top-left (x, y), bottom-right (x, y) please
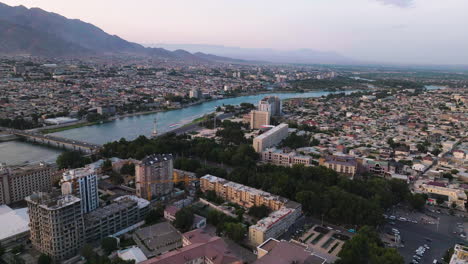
top-left (1, 0), bottom-right (468, 65)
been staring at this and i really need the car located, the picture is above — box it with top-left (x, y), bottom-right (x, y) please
top-left (424, 244), bottom-right (430, 249)
top-left (399, 217), bottom-right (407, 221)
top-left (412, 259), bottom-right (419, 263)
top-left (413, 255), bottom-right (421, 260)
top-left (416, 252), bottom-right (424, 257)
top-left (389, 221), bottom-right (396, 225)
top-left (425, 238), bottom-right (432, 242)
top-left (460, 234), bottom-right (466, 238)
top-left (389, 215), bottom-right (396, 220)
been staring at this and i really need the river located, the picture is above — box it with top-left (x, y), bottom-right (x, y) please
top-left (0, 86), bottom-right (444, 165)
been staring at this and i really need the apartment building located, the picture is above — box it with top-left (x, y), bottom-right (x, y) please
top-left (258, 96), bottom-right (281, 116)
top-left (0, 163), bottom-right (57, 205)
top-left (249, 202), bottom-right (302, 246)
top-left (249, 110), bottom-right (271, 129)
top-left (319, 155), bottom-right (358, 178)
top-left (200, 175), bottom-right (302, 246)
top-left (84, 195), bottom-right (150, 242)
top-left (61, 167), bottom-right (99, 213)
top-left (136, 154), bottom-right (174, 200)
top-left (421, 184), bottom-right (467, 210)
top-left (261, 148), bottom-right (312, 167)
top-left (253, 123), bottom-right (289, 152)
top-left (26, 192), bottom-right (84, 262)
top-left (201, 175), bottom-right (285, 211)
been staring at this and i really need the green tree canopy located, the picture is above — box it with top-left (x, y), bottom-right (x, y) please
top-left (174, 207), bottom-right (194, 232)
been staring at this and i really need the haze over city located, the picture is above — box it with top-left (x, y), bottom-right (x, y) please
top-left (2, 0), bottom-right (468, 65)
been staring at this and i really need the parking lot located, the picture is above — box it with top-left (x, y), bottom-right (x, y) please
top-left (383, 210), bottom-right (466, 264)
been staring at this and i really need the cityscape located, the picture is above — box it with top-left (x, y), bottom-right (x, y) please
top-left (0, 1), bottom-right (467, 264)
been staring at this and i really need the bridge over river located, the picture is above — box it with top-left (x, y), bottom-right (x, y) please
top-left (0, 127), bottom-right (101, 154)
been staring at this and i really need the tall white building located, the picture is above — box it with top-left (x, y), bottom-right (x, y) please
top-left (253, 123), bottom-right (289, 152)
top-left (61, 167), bottom-right (99, 214)
top-left (258, 96), bottom-right (281, 116)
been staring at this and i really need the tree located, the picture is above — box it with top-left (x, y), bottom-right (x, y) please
top-left (248, 205), bottom-right (271, 219)
top-left (145, 205), bottom-right (165, 225)
top-left (101, 237), bottom-right (118, 254)
top-left (56, 151), bottom-right (90, 169)
top-left (80, 243), bottom-right (95, 260)
top-left (336, 226), bottom-right (404, 264)
top-left (120, 163), bottom-right (135, 176)
top-left (37, 254), bottom-right (52, 264)
top-left (174, 207), bottom-right (194, 232)
top-left (102, 159), bottom-right (112, 172)
top-left (0, 243), bottom-right (4, 257)
top-left (408, 193), bottom-right (427, 211)
top-left (224, 222), bottom-right (246, 242)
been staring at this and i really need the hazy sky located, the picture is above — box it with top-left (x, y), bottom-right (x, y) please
top-left (2, 0), bottom-right (468, 64)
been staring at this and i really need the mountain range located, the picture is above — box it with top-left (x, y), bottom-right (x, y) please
top-left (0, 2), bottom-right (242, 63)
top-left (148, 44), bottom-right (355, 65)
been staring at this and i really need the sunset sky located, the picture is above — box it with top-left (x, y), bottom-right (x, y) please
top-left (2, 0), bottom-right (468, 64)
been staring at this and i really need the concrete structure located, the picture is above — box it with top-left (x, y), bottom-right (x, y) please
top-left (118, 246), bottom-right (148, 264)
top-left (189, 88), bottom-right (201, 99)
top-left (319, 155), bottom-right (358, 178)
top-left (141, 229), bottom-right (243, 264)
top-left (3, 128), bottom-right (101, 154)
top-left (421, 184), bottom-right (467, 210)
top-left (255, 238), bottom-right (326, 264)
top-left (85, 195), bottom-right (149, 242)
top-left (249, 110), bottom-right (270, 129)
top-left (43, 117), bottom-right (79, 125)
top-left (26, 192), bottom-right (84, 262)
top-left (261, 148), bottom-right (312, 167)
top-left (248, 202), bottom-right (302, 246)
top-left (253, 123), bottom-right (289, 152)
top-left (258, 96), bottom-right (281, 116)
top-left (136, 154), bottom-right (174, 200)
top-left (0, 205), bottom-right (29, 249)
top-left (450, 244), bottom-right (468, 264)
top-left (0, 163), bottom-right (57, 205)
top-left (200, 175), bottom-right (302, 246)
top-left (61, 167), bottom-right (99, 213)
top-left (134, 222), bottom-right (182, 257)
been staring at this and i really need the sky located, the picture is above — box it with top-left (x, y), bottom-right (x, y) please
top-left (2, 0), bottom-right (468, 65)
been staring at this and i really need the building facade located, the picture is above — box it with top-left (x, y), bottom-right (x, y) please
top-left (200, 175), bottom-right (301, 246)
top-left (421, 184), bottom-right (467, 210)
top-left (136, 154), bottom-right (174, 200)
top-left (253, 123), bottom-right (289, 152)
top-left (250, 110), bottom-right (271, 129)
top-left (258, 96), bottom-right (281, 116)
top-left (0, 163), bottom-right (57, 205)
top-left (61, 167), bottom-right (99, 213)
top-left (261, 148), bottom-right (312, 167)
top-left (319, 155), bottom-right (358, 178)
top-left (26, 192), bottom-right (84, 262)
top-left (84, 195), bottom-right (149, 242)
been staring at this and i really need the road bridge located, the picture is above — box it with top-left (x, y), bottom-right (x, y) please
top-left (0, 128), bottom-right (101, 154)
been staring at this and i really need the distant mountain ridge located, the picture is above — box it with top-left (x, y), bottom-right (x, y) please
top-left (148, 43), bottom-right (356, 64)
top-left (0, 2), bottom-right (240, 63)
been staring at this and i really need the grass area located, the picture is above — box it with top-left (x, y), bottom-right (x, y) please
top-left (321, 237), bottom-right (335, 249)
top-left (311, 233), bottom-right (324, 245)
top-left (303, 232), bottom-right (315, 243)
top-left (328, 242), bottom-right (340, 254)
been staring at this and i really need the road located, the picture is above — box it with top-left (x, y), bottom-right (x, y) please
top-left (387, 213), bottom-right (465, 264)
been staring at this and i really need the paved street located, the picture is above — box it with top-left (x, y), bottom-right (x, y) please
top-left (385, 212), bottom-right (465, 264)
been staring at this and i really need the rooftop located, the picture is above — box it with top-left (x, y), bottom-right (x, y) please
top-left (0, 205), bottom-right (29, 241)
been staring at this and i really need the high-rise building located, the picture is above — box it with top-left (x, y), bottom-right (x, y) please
top-left (253, 123), bottom-right (289, 152)
top-left (250, 110), bottom-right (271, 129)
top-left (26, 192), bottom-right (84, 262)
top-left (0, 163), bottom-right (57, 205)
top-left (258, 96), bottom-right (281, 116)
top-left (61, 167), bottom-right (99, 213)
top-left (136, 154), bottom-right (174, 200)
top-left (189, 88), bottom-right (201, 99)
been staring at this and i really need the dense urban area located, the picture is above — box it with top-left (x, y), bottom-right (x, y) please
top-left (0, 55), bottom-right (467, 264)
